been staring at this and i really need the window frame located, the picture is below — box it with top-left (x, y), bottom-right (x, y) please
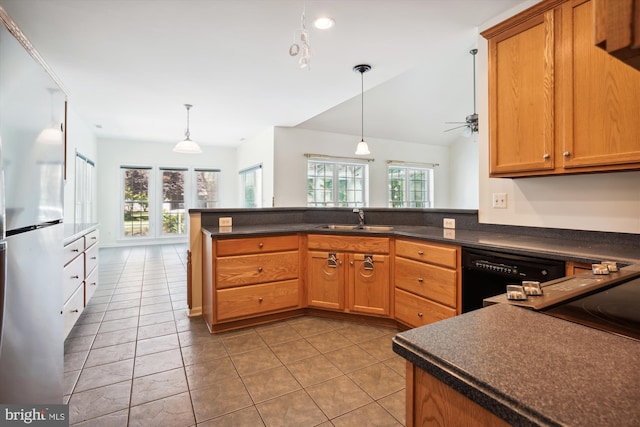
top-left (387, 163), bottom-right (434, 208)
top-left (307, 159), bottom-right (369, 208)
top-left (239, 164), bottom-right (263, 208)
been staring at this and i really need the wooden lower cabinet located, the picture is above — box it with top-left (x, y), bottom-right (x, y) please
top-left (348, 253), bottom-right (390, 316)
top-left (407, 362), bottom-right (509, 427)
top-left (307, 250), bottom-right (346, 310)
top-left (395, 288), bottom-right (456, 328)
top-left (217, 280), bottom-right (299, 321)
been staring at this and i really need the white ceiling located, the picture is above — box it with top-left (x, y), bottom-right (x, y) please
top-left (0, 0), bottom-right (527, 147)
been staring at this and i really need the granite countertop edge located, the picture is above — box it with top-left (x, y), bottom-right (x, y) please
top-left (200, 223), bottom-right (640, 264)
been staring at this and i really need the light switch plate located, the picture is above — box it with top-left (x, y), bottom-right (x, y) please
top-left (219, 217), bottom-right (232, 227)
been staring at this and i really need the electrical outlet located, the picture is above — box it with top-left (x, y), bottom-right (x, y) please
top-left (492, 193), bottom-right (507, 208)
top-left (443, 218), bottom-right (455, 229)
top-left (219, 217), bottom-right (232, 227)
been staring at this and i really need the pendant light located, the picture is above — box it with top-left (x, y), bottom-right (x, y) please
top-left (353, 64), bottom-right (371, 155)
top-left (173, 104), bottom-right (202, 154)
top-left (36, 88), bottom-right (63, 145)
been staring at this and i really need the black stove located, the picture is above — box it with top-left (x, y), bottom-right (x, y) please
top-left (544, 277), bottom-right (640, 341)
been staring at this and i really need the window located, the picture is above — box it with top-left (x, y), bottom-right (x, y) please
top-left (307, 160), bottom-right (367, 207)
top-left (388, 164), bottom-right (434, 208)
top-left (194, 169), bottom-right (220, 208)
top-left (161, 168), bottom-right (186, 236)
top-left (122, 167), bottom-right (150, 236)
top-left (239, 164), bottom-right (262, 208)
top-left (75, 152), bottom-right (95, 224)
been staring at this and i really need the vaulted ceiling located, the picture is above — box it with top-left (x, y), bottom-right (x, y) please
top-left (0, 0), bottom-right (528, 147)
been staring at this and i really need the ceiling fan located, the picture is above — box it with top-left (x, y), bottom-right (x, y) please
top-left (445, 48), bottom-right (478, 136)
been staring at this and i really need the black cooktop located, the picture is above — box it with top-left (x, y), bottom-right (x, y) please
top-left (545, 277), bottom-right (640, 341)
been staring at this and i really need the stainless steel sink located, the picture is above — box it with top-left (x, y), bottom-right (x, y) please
top-left (361, 225), bottom-right (394, 231)
top-left (318, 224), bottom-right (393, 231)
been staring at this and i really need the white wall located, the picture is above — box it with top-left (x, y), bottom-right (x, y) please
top-left (273, 127), bottom-right (452, 208)
top-left (449, 135), bottom-right (479, 209)
top-left (97, 138), bottom-right (238, 247)
top-left (63, 105), bottom-right (98, 224)
top-left (476, 1), bottom-right (640, 234)
top-left (236, 127), bottom-right (275, 207)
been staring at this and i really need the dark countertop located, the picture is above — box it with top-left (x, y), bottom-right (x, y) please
top-left (64, 223), bottom-right (99, 245)
top-left (392, 303), bottom-right (640, 427)
top-left (201, 223), bottom-right (640, 265)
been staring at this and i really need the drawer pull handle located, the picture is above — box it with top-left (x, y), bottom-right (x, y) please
top-left (258, 297), bottom-right (263, 302)
top-left (70, 309), bottom-right (79, 313)
top-left (89, 282), bottom-right (97, 286)
top-left (258, 243), bottom-right (264, 248)
top-left (91, 237), bottom-right (97, 240)
top-left (418, 277), bottom-right (424, 283)
top-left (71, 249), bottom-right (79, 252)
top-left (258, 266), bottom-right (263, 272)
top-left (91, 256), bottom-right (97, 260)
top-left (417, 250), bottom-right (424, 256)
top-left (418, 312), bottom-right (423, 318)
top-left (71, 275), bottom-right (79, 279)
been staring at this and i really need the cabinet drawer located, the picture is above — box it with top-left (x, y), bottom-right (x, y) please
top-left (63, 254), bottom-right (84, 302)
top-left (85, 244), bottom-right (99, 276)
top-left (307, 234), bottom-right (389, 253)
top-left (396, 239), bottom-right (458, 268)
top-left (216, 251), bottom-right (298, 288)
top-left (216, 279), bottom-right (299, 321)
top-left (395, 257), bottom-right (456, 308)
top-left (395, 288), bottom-right (456, 328)
top-left (63, 285), bottom-right (84, 338)
top-left (85, 229), bottom-right (99, 248)
top-left (85, 267), bottom-right (99, 305)
top-left (64, 237), bottom-right (84, 266)
top-left (217, 235), bottom-right (298, 256)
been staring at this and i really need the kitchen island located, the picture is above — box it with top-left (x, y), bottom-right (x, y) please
top-left (392, 303), bottom-right (640, 426)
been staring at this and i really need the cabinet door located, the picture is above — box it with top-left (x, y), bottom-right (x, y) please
top-left (560, 0), bottom-right (640, 170)
top-left (307, 250), bottom-right (345, 310)
top-left (487, 9), bottom-right (557, 176)
top-left (348, 254), bottom-right (390, 316)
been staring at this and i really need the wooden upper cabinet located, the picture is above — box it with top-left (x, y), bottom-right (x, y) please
top-left (560, 0), bottom-right (640, 169)
top-left (486, 8), bottom-right (557, 176)
top-left (483, 0), bottom-right (640, 178)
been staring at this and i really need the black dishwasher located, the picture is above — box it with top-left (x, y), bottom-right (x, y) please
top-left (461, 248), bottom-right (566, 313)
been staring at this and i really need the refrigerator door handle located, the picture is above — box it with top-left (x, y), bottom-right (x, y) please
top-left (0, 241), bottom-right (6, 351)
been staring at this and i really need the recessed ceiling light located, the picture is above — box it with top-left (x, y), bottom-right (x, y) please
top-left (313, 17), bottom-right (335, 30)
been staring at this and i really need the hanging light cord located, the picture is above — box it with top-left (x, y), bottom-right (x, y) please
top-left (185, 104), bottom-right (191, 139)
top-left (472, 50), bottom-right (477, 115)
top-left (360, 70), bottom-right (364, 141)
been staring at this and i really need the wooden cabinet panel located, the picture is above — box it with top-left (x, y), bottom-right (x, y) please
top-left (308, 234), bottom-right (390, 254)
top-left (395, 257), bottom-right (456, 308)
top-left (560, 0), bottom-right (640, 169)
top-left (216, 251), bottom-right (298, 288)
top-left (63, 285), bottom-right (84, 339)
top-left (217, 235), bottom-right (298, 256)
top-left (396, 239), bottom-right (457, 269)
top-left (85, 229), bottom-right (99, 249)
top-left (85, 244), bottom-right (99, 276)
top-left (307, 250), bottom-right (345, 310)
top-left (348, 254), bottom-right (390, 316)
top-left (64, 237), bottom-right (84, 266)
top-left (63, 254), bottom-right (84, 302)
top-left (488, 10), bottom-right (557, 175)
top-left (593, 0), bottom-right (640, 71)
top-left (216, 279), bottom-right (299, 321)
top-left (395, 288), bottom-right (456, 328)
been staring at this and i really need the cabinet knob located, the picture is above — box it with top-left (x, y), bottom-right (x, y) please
top-left (72, 249), bottom-right (79, 252)
top-left (417, 277), bottom-right (424, 283)
top-left (258, 297), bottom-right (263, 302)
top-left (71, 275), bottom-right (79, 279)
top-left (91, 256), bottom-right (97, 260)
top-left (258, 242), bottom-right (264, 248)
top-left (418, 312), bottom-right (423, 318)
top-left (70, 309), bottom-right (79, 313)
top-left (543, 153), bottom-right (550, 159)
top-left (563, 151), bottom-right (570, 157)
top-left (89, 282), bottom-right (96, 286)
top-left (417, 250), bottom-right (424, 256)
top-left (258, 266), bottom-right (263, 272)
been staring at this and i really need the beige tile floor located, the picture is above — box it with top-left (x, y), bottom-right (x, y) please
top-left (64, 244), bottom-right (406, 426)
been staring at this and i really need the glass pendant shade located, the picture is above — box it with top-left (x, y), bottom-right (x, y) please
top-left (355, 139), bottom-right (370, 155)
top-left (36, 126), bottom-right (63, 145)
top-left (173, 136), bottom-right (202, 154)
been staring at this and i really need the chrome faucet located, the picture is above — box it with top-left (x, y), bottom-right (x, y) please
top-left (353, 208), bottom-right (365, 226)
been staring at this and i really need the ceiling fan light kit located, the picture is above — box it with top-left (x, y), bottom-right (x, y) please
top-left (354, 64), bottom-right (372, 155)
top-left (173, 104), bottom-right (202, 154)
top-left (445, 48), bottom-right (479, 136)
top-left (289, 7), bottom-right (311, 69)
